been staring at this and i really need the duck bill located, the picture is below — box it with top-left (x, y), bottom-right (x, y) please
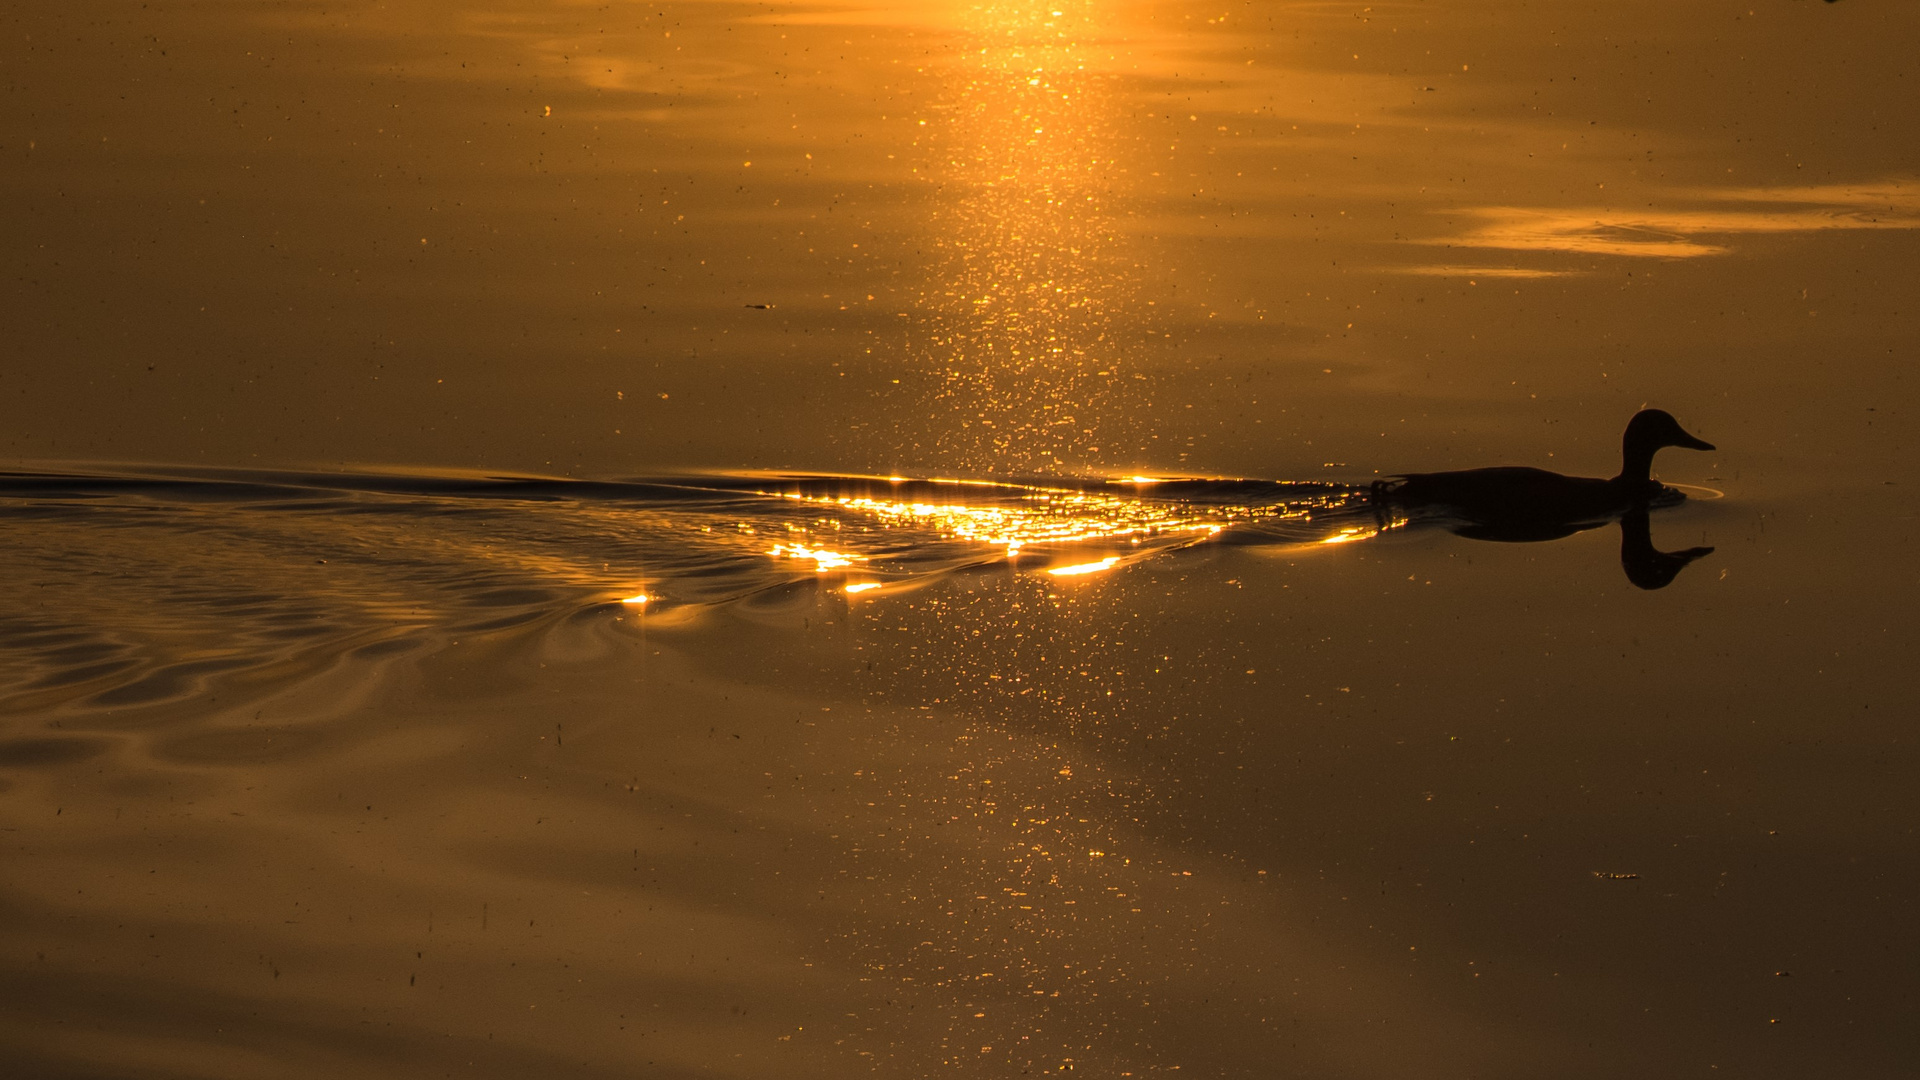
top-left (1677, 432), bottom-right (1716, 452)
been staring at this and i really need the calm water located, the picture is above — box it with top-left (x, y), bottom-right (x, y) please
top-left (4, 1), bottom-right (1917, 1076)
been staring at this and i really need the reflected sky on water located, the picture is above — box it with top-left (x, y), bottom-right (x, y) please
top-left (7, 0), bottom-right (1916, 475)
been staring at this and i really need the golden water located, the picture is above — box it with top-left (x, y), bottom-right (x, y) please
top-left (3, 1), bottom-right (1917, 1076)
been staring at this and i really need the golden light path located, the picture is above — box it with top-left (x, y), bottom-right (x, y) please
top-left (583, 476), bottom-right (1382, 610)
top-left (1046, 556), bottom-right (1120, 576)
top-left (769, 543), bottom-right (865, 571)
top-left (1317, 524), bottom-right (1380, 545)
top-left (911, 0), bottom-right (1145, 470)
top-left (590, 468), bottom-right (1404, 608)
top-left (777, 486), bottom-right (1232, 560)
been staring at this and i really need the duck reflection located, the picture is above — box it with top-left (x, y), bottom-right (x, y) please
top-left (1618, 507), bottom-right (1716, 590)
top-left (1372, 409), bottom-right (1717, 589)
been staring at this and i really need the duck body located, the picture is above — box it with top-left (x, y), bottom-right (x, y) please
top-left (1375, 409), bottom-right (1713, 542)
top-left (1383, 468), bottom-right (1671, 539)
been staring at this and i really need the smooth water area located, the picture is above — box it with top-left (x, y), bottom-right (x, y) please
top-left (4, 0), bottom-right (1918, 1076)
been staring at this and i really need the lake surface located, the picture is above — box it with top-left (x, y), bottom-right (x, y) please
top-left (3, 1), bottom-right (1917, 1076)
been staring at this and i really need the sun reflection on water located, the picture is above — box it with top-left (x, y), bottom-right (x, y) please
top-left (1047, 556), bottom-right (1121, 576)
top-left (770, 543), bottom-right (865, 571)
top-left (908, 0), bottom-right (1147, 472)
top-left (734, 474), bottom-right (1377, 601)
top-left (1317, 524), bottom-right (1379, 545)
top-left (787, 487), bottom-right (1236, 560)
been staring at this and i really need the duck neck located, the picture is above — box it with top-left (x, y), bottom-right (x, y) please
top-left (1615, 438), bottom-right (1658, 488)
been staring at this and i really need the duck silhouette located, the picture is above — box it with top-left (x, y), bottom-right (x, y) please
top-left (1373, 408), bottom-right (1716, 543)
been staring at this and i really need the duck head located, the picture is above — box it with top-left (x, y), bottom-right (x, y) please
top-left (1617, 409), bottom-right (1714, 486)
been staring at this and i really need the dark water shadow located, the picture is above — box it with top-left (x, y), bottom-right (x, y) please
top-left (0, 966), bottom-right (711, 1080)
top-left (0, 736), bottom-right (110, 767)
top-left (1371, 492), bottom-right (1717, 590)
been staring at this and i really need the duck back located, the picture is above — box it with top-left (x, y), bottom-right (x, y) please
top-left (1380, 466), bottom-right (1682, 531)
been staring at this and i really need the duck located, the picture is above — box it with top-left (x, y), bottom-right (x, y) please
top-left (1373, 408), bottom-right (1715, 542)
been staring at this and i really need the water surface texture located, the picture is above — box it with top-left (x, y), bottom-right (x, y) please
top-left (4, 1), bottom-right (1918, 1077)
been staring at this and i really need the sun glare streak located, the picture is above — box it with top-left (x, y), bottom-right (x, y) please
top-left (737, 478), bottom-right (1382, 593)
top-left (770, 544), bottom-right (864, 571)
top-left (811, 491), bottom-right (1231, 558)
top-left (1047, 556), bottom-right (1120, 576)
top-left (619, 593), bottom-right (650, 605)
top-left (1318, 525), bottom-right (1377, 545)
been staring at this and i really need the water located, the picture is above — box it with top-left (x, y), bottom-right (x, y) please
top-left (4, 0), bottom-right (1918, 1076)
top-left (0, 466), bottom-right (1368, 705)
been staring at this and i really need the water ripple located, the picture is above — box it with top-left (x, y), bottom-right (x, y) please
top-left (0, 466), bottom-right (1378, 715)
